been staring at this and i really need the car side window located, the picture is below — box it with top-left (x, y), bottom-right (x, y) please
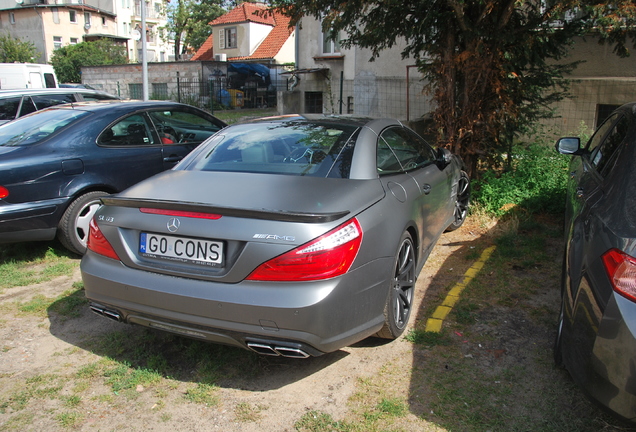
top-left (31, 94), bottom-right (76, 110)
top-left (99, 114), bottom-right (155, 146)
top-left (0, 97), bottom-right (23, 121)
top-left (378, 126), bottom-right (435, 173)
top-left (147, 109), bottom-right (223, 145)
top-left (592, 115), bottom-right (630, 175)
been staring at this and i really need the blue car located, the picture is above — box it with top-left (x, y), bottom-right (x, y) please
top-left (0, 100), bottom-right (226, 254)
top-left (555, 102), bottom-right (636, 423)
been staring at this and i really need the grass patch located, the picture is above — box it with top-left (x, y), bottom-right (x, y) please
top-left (404, 329), bottom-right (451, 346)
top-left (0, 243), bottom-right (78, 290)
top-left (184, 383), bottom-right (219, 405)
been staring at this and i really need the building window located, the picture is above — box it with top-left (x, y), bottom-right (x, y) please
top-left (129, 83), bottom-right (142, 99)
top-left (219, 27), bottom-right (237, 49)
top-left (321, 25), bottom-right (340, 55)
top-left (347, 96), bottom-right (354, 114)
top-left (53, 36), bottom-right (62, 49)
top-left (102, 16), bottom-right (106, 26)
top-left (70, 38), bottom-right (78, 44)
top-left (84, 12), bottom-right (91, 26)
top-left (152, 83), bottom-right (168, 99)
top-left (305, 92), bottom-right (323, 114)
top-left (69, 10), bottom-right (76, 23)
top-left (9, 12), bottom-right (15, 24)
top-left (52, 8), bottom-right (59, 24)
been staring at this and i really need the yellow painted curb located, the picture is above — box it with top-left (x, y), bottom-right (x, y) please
top-left (424, 245), bottom-right (497, 333)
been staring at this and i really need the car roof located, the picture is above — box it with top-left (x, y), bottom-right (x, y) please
top-left (242, 114), bottom-right (403, 135)
top-left (45, 99), bottom-right (209, 114)
top-left (0, 88), bottom-right (117, 98)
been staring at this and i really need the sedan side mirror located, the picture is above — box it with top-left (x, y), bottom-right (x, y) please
top-left (555, 137), bottom-right (582, 155)
top-left (436, 147), bottom-right (453, 169)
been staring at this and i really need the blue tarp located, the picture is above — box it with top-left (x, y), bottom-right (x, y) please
top-left (228, 63), bottom-right (270, 80)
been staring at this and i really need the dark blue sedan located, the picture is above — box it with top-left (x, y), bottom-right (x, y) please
top-left (0, 100), bottom-right (226, 254)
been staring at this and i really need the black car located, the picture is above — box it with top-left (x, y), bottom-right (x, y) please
top-left (0, 100), bottom-right (226, 254)
top-left (555, 102), bottom-right (636, 423)
top-left (0, 88), bottom-right (119, 125)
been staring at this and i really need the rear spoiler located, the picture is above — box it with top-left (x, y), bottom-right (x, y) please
top-left (100, 196), bottom-right (350, 224)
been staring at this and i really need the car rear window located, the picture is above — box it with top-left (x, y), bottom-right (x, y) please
top-left (189, 121), bottom-right (359, 178)
top-left (0, 109), bottom-right (89, 146)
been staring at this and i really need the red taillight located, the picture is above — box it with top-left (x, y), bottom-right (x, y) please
top-left (602, 248), bottom-right (636, 302)
top-left (140, 208), bottom-right (222, 220)
top-left (87, 217), bottom-right (120, 260)
top-left (247, 218), bottom-right (362, 282)
top-left (0, 186), bottom-right (8, 199)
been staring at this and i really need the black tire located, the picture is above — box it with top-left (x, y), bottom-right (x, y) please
top-left (57, 191), bottom-right (108, 255)
top-left (446, 170), bottom-right (470, 232)
top-left (375, 232), bottom-right (416, 339)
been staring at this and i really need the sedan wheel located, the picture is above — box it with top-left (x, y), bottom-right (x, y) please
top-left (57, 191), bottom-right (108, 255)
top-left (376, 232), bottom-right (416, 339)
top-left (446, 170), bottom-right (470, 231)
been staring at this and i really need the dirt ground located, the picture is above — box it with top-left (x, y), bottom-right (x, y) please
top-left (0, 219), bottom-right (587, 431)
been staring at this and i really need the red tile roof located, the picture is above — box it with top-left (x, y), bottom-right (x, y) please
top-left (230, 13), bottom-right (293, 61)
top-left (192, 4), bottom-right (294, 62)
top-left (191, 33), bottom-right (214, 61)
top-left (209, 2), bottom-right (275, 26)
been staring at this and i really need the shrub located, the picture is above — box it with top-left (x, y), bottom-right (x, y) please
top-left (472, 142), bottom-right (570, 216)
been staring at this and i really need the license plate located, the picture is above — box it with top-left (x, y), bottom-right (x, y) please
top-left (139, 232), bottom-right (223, 267)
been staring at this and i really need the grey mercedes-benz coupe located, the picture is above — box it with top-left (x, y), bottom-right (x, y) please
top-left (81, 114), bottom-right (470, 357)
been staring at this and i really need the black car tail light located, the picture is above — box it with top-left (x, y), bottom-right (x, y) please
top-left (0, 186), bottom-right (8, 199)
top-left (602, 249), bottom-right (636, 302)
top-left (246, 218), bottom-right (362, 282)
top-left (87, 216), bottom-right (120, 261)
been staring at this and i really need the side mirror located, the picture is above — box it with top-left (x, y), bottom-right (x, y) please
top-left (555, 137), bottom-right (582, 155)
top-left (436, 147), bottom-right (453, 169)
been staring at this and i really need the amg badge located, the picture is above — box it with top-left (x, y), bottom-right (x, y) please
top-left (253, 234), bottom-right (295, 242)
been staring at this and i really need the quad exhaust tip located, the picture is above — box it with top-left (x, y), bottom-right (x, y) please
top-left (246, 342), bottom-right (310, 358)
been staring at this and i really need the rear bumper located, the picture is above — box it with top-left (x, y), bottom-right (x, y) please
top-left (80, 251), bottom-right (392, 355)
top-left (0, 198), bottom-right (67, 243)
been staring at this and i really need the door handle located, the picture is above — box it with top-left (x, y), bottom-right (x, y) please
top-left (163, 156), bottom-right (182, 163)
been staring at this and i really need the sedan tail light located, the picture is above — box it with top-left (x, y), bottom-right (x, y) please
top-left (247, 218), bottom-right (362, 282)
top-left (0, 186), bottom-right (8, 199)
top-left (602, 249), bottom-right (636, 302)
top-left (87, 217), bottom-right (120, 261)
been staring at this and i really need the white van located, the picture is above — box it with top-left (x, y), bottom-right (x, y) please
top-left (0, 63), bottom-right (58, 89)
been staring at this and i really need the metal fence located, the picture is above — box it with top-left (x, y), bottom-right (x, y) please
top-left (92, 74), bottom-right (636, 138)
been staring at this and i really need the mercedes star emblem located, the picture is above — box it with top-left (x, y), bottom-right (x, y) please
top-left (167, 217), bottom-right (180, 233)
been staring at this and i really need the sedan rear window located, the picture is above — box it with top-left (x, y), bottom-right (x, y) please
top-left (0, 109), bottom-right (89, 146)
top-left (189, 121), bottom-right (358, 178)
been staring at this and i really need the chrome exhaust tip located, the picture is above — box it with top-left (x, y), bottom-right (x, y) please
top-left (102, 309), bottom-right (122, 322)
top-left (89, 304), bottom-right (122, 322)
top-left (246, 342), bottom-right (279, 356)
top-left (274, 346), bottom-right (310, 358)
top-left (246, 342), bottom-right (310, 358)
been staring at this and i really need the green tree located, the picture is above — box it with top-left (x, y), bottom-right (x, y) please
top-left (0, 33), bottom-right (37, 63)
top-left (268, 0), bottom-right (636, 176)
top-left (165, 0), bottom-right (225, 59)
top-left (50, 39), bottom-right (128, 83)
